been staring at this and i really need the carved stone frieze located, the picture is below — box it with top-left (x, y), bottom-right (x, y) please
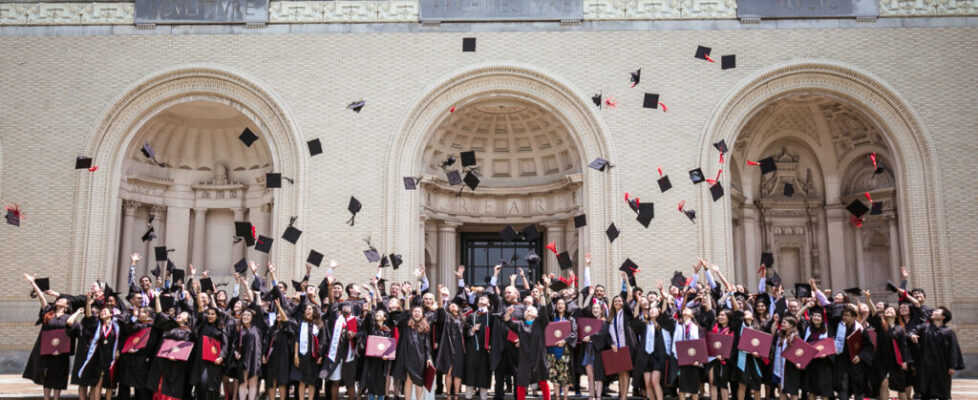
top-left (191, 183), bottom-right (247, 201)
top-left (624, 0), bottom-right (681, 19)
top-left (583, 0), bottom-right (627, 19)
top-left (269, 1), bottom-right (324, 23)
top-left (773, 225), bottom-right (806, 235)
top-left (0, 2), bottom-right (133, 25)
top-left (759, 147), bottom-right (818, 199)
top-left (420, 175), bottom-right (582, 222)
top-left (680, 0), bottom-right (737, 18)
top-left (323, 1), bottom-right (375, 22)
top-left (125, 174), bottom-right (172, 198)
top-left (376, 0), bottom-right (418, 21)
top-left (878, 0), bottom-right (937, 15)
top-left (933, 0), bottom-right (978, 14)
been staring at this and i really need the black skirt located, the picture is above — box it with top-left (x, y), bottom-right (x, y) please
top-left (779, 362), bottom-right (802, 395)
top-left (802, 356), bottom-right (834, 397)
top-left (677, 365), bottom-right (700, 394)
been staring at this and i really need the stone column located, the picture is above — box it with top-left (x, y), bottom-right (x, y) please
top-left (825, 205), bottom-right (849, 291)
top-left (117, 200), bottom-right (139, 287)
top-left (854, 227), bottom-right (865, 288)
top-left (165, 206), bottom-right (191, 267)
top-left (232, 208), bottom-right (246, 262)
top-left (192, 208), bottom-right (207, 268)
top-left (543, 222), bottom-right (566, 277)
top-left (146, 205), bottom-right (166, 275)
top-left (419, 215), bottom-right (430, 284)
top-left (741, 205), bottom-right (761, 289)
top-left (437, 221), bottom-right (462, 293)
top-left (888, 216), bottom-right (901, 281)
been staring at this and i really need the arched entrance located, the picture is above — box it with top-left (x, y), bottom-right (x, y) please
top-left (70, 65), bottom-right (305, 288)
top-left (698, 60), bottom-right (947, 303)
top-left (383, 62), bottom-right (619, 288)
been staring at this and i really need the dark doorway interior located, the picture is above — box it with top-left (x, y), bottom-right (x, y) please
top-left (460, 230), bottom-right (542, 288)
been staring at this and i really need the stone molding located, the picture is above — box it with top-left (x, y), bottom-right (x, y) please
top-left (420, 174), bottom-right (583, 223)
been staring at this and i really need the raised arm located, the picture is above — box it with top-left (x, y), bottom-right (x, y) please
top-left (582, 252), bottom-right (593, 289)
top-left (85, 291), bottom-right (94, 318)
top-left (864, 290), bottom-right (877, 315)
top-left (128, 253), bottom-right (141, 293)
top-left (24, 274), bottom-right (47, 307)
top-left (519, 268), bottom-right (530, 291)
top-left (810, 279), bottom-right (831, 306)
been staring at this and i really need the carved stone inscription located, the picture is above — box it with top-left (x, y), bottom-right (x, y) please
top-left (135, 0), bottom-right (269, 24)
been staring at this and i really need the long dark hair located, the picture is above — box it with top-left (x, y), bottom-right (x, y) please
top-left (407, 306), bottom-right (430, 333)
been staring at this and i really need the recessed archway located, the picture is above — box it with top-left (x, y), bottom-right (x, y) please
top-left (698, 59), bottom-right (947, 304)
top-left (71, 64), bottom-right (305, 288)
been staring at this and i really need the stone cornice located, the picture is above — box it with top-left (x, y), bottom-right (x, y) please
top-left (2, 0), bottom-right (974, 26)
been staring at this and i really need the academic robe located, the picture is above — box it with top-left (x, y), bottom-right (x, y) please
top-left (23, 305), bottom-right (73, 390)
top-left (463, 310), bottom-right (494, 388)
top-left (505, 305), bottom-right (551, 387)
top-left (68, 315), bottom-right (98, 386)
top-left (435, 313), bottom-right (465, 379)
top-left (913, 322), bottom-right (965, 400)
top-left (867, 315), bottom-right (912, 391)
top-left (116, 319), bottom-right (160, 390)
top-left (802, 326), bottom-right (834, 398)
top-left (583, 323), bottom-right (612, 381)
top-left (319, 311), bottom-right (354, 382)
top-left (287, 319), bottom-right (319, 386)
top-left (357, 313), bottom-right (393, 395)
top-left (190, 319), bottom-right (227, 394)
top-left (390, 316), bottom-right (432, 385)
top-left (630, 314), bottom-right (667, 377)
top-left (835, 322), bottom-right (874, 397)
top-left (145, 315), bottom-right (195, 400)
top-left (230, 323), bottom-right (263, 380)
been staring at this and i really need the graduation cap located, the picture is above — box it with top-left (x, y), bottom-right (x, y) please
top-left (766, 271), bottom-right (782, 287)
top-left (238, 128), bottom-right (259, 147)
top-left (150, 264), bottom-right (162, 278)
top-left (282, 225), bottom-right (302, 244)
top-left (795, 283), bottom-right (812, 299)
top-left (5, 205), bottom-right (22, 227)
top-left (670, 271), bottom-right (688, 288)
top-left (592, 92), bottom-right (603, 108)
top-left (784, 182), bottom-right (795, 197)
top-left (307, 138), bottom-right (323, 156)
top-left (678, 200), bottom-right (695, 223)
top-left (460, 151), bottom-right (477, 167)
top-left (747, 157), bottom-right (777, 174)
top-left (440, 156), bottom-right (456, 169)
top-left (462, 37), bottom-right (476, 52)
top-left (254, 235), bottom-right (273, 253)
top-left (30, 277), bottom-right (50, 298)
top-left (629, 68), bottom-right (641, 87)
top-left (390, 253), bottom-right (403, 270)
top-left (714, 139), bottom-right (729, 154)
top-left (306, 250), bottom-right (324, 267)
top-left (347, 196), bottom-right (362, 226)
top-left (363, 248), bottom-right (381, 263)
top-left (234, 221), bottom-right (256, 247)
top-left (521, 225), bottom-right (540, 241)
top-left (710, 182), bottom-right (724, 201)
top-left (446, 170), bottom-right (463, 186)
top-left (266, 173), bottom-right (295, 189)
top-left (462, 171), bottom-right (480, 191)
top-left (733, 292), bottom-right (748, 302)
top-left (403, 176), bottom-right (422, 190)
top-left (721, 55), bottom-right (736, 70)
top-left (200, 277), bottom-right (215, 293)
top-left (657, 168), bottom-right (672, 193)
top-left (695, 45), bottom-right (715, 62)
top-left (556, 251), bottom-right (574, 270)
top-left (171, 269), bottom-right (186, 283)
top-left (605, 223), bottom-right (620, 243)
top-left (689, 168), bottom-right (705, 184)
top-left (141, 227), bottom-right (156, 242)
top-left (588, 158), bottom-right (613, 172)
top-left (75, 156), bottom-right (96, 171)
top-left (574, 214), bottom-right (587, 228)
top-left (140, 142), bottom-right (164, 166)
top-left (760, 252), bottom-right (774, 268)
top-left (886, 280), bottom-right (899, 293)
top-left (625, 192), bottom-right (640, 213)
top-left (643, 93), bottom-right (666, 110)
top-left (846, 200), bottom-right (870, 219)
top-left (843, 287), bottom-right (863, 296)
top-left (154, 246), bottom-right (172, 262)
top-left (499, 225), bottom-right (519, 242)
top-left (636, 203), bottom-right (654, 228)
top-left (347, 99), bottom-right (365, 113)
top-left (160, 295), bottom-right (176, 311)
top-left (291, 280), bottom-right (304, 292)
top-left (620, 258), bottom-right (639, 285)
top-left (870, 202), bottom-right (883, 215)
top-left (379, 254), bottom-right (390, 268)
top-left (525, 249), bottom-right (541, 265)
top-left (549, 279), bottom-right (569, 292)
top-left (870, 152), bottom-right (885, 175)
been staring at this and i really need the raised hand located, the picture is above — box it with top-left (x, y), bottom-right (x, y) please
top-left (863, 289), bottom-right (872, 298)
top-left (329, 259), bottom-right (339, 269)
top-left (268, 263), bottom-right (276, 274)
top-left (456, 265), bottom-right (465, 279)
top-left (131, 253), bottom-right (141, 264)
top-left (901, 266), bottom-right (909, 280)
top-left (202, 270), bottom-right (209, 279)
top-left (23, 273), bottom-right (33, 283)
top-left (189, 264), bottom-right (196, 276)
top-left (584, 252), bottom-right (592, 265)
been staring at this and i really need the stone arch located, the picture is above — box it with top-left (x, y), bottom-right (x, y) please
top-left (71, 64), bottom-right (305, 288)
top-left (383, 62), bottom-right (619, 284)
top-left (698, 59), bottom-right (947, 304)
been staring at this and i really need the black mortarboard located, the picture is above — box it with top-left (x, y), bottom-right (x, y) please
top-left (794, 283), bottom-right (812, 299)
top-left (874, 161), bottom-right (885, 175)
top-left (714, 139), bottom-right (729, 154)
top-left (140, 142), bottom-right (156, 159)
top-left (689, 168), bottom-right (705, 184)
top-left (379, 255), bottom-right (390, 268)
top-left (463, 171), bottom-right (480, 191)
top-left (846, 200), bottom-right (870, 218)
top-left (460, 151), bottom-right (477, 167)
top-left (35, 277), bottom-right (50, 293)
top-left (760, 252), bottom-right (774, 268)
top-left (620, 258), bottom-right (639, 276)
top-left (710, 182), bottom-right (724, 201)
top-left (171, 269), bottom-right (185, 283)
top-left (403, 176), bottom-right (420, 190)
top-left (75, 156), bottom-right (93, 170)
top-left (462, 37), bottom-right (476, 52)
top-left (347, 197), bottom-right (362, 226)
top-left (658, 175), bottom-right (672, 193)
top-left (141, 227), bottom-right (156, 242)
top-left (784, 182), bottom-right (795, 197)
top-left (266, 173), bottom-right (282, 188)
top-left (166, 259), bottom-right (175, 273)
top-left (636, 203), bottom-right (654, 228)
top-left (363, 249), bottom-right (381, 263)
top-left (695, 45), bottom-right (712, 61)
top-left (525, 249), bottom-right (541, 265)
top-left (446, 170), bottom-right (462, 186)
top-left (255, 235), bottom-right (273, 253)
top-left (549, 279), bottom-right (569, 292)
top-left (347, 100), bottom-right (365, 113)
top-left (588, 158), bottom-right (612, 172)
top-left (733, 292), bottom-right (748, 301)
top-left (500, 225), bottom-right (519, 242)
top-left (629, 68), bottom-right (641, 87)
top-left (200, 277), bottom-right (215, 293)
top-left (767, 271), bottom-right (782, 287)
top-left (683, 209), bottom-right (696, 223)
top-left (150, 264), bottom-right (161, 278)
top-left (844, 287), bottom-right (863, 296)
top-left (155, 246), bottom-right (170, 262)
top-left (871, 202), bottom-right (883, 215)
top-left (160, 295), bottom-right (175, 311)
top-left (6, 208), bottom-right (20, 226)
top-left (721, 55), bottom-right (736, 70)
top-left (234, 258), bottom-right (249, 274)
top-left (521, 225), bottom-right (540, 241)
top-left (605, 223), bottom-right (620, 243)
top-left (390, 253), bottom-right (403, 270)
top-left (292, 280), bottom-right (304, 292)
top-left (574, 214), bottom-right (587, 228)
top-left (267, 283), bottom-right (282, 301)
top-left (643, 93), bottom-right (660, 109)
top-left (307, 250), bottom-right (324, 267)
top-left (307, 138), bottom-right (323, 156)
top-left (886, 280), bottom-right (899, 293)
top-left (670, 271), bottom-right (687, 288)
top-left (440, 156), bottom-right (456, 169)
top-left (592, 93), bottom-right (602, 108)
top-left (556, 251), bottom-right (573, 270)
top-left (234, 222), bottom-right (255, 247)
top-left (238, 128), bottom-right (258, 147)
top-left (759, 157), bottom-right (777, 174)
top-left (282, 225), bottom-right (302, 244)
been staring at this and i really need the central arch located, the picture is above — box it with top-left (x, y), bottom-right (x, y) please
top-left (383, 62), bottom-right (620, 285)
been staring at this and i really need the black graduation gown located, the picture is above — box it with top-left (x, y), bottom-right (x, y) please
top-left (802, 327), bottom-right (834, 398)
top-left (584, 323), bottom-right (612, 381)
top-left (68, 316), bottom-right (98, 386)
top-left (835, 323), bottom-right (874, 396)
top-left (288, 319), bottom-right (319, 385)
top-left (72, 316), bottom-right (119, 387)
top-left (357, 315), bottom-right (393, 395)
top-left (146, 316), bottom-right (195, 399)
top-left (319, 312), bottom-right (354, 381)
top-left (391, 316), bottom-right (433, 385)
top-left (630, 316), bottom-right (667, 376)
top-left (913, 323), bottom-right (965, 400)
top-left (505, 306), bottom-right (551, 387)
top-left (190, 319), bottom-right (227, 392)
top-left (230, 323), bottom-right (263, 380)
top-left (116, 319), bottom-right (160, 390)
top-left (23, 306), bottom-right (73, 390)
top-left (435, 314), bottom-right (465, 378)
top-left (463, 311), bottom-right (494, 388)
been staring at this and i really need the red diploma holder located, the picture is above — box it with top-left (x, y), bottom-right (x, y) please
top-left (40, 330), bottom-right (70, 356)
top-left (576, 317), bottom-right (602, 338)
top-left (676, 339), bottom-right (708, 366)
top-left (601, 348), bottom-right (633, 375)
top-left (506, 329), bottom-right (519, 343)
top-left (365, 335), bottom-right (396, 358)
top-left (121, 327), bottom-right (151, 354)
top-left (545, 321), bottom-right (571, 347)
top-left (156, 339), bottom-right (194, 361)
top-left (783, 337), bottom-right (817, 369)
top-left (737, 327), bottom-right (773, 357)
top-left (846, 331), bottom-right (863, 362)
top-left (201, 336), bottom-right (221, 363)
top-left (813, 338), bottom-right (836, 358)
top-left (706, 332), bottom-right (734, 359)
top-left (423, 364), bottom-right (437, 391)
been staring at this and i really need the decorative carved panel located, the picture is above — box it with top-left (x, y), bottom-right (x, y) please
top-left (820, 102), bottom-right (886, 162)
top-left (759, 147), bottom-right (818, 199)
top-left (420, 176), bottom-right (582, 223)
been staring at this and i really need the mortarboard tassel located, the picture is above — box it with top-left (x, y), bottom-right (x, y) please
top-left (659, 102), bottom-right (669, 112)
top-left (719, 153), bottom-right (724, 164)
top-left (704, 54), bottom-right (715, 63)
top-left (850, 215), bottom-right (864, 228)
top-left (545, 241), bottom-right (558, 255)
top-left (746, 160), bottom-right (759, 166)
top-left (706, 169), bottom-right (723, 186)
top-left (450, 105), bottom-right (456, 113)
top-left (88, 165), bottom-right (98, 172)
top-left (658, 167), bottom-right (663, 177)
top-left (678, 200), bottom-right (686, 213)
top-left (604, 96), bottom-right (617, 109)
top-left (864, 192), bottom-right (873, 203)
top-left (870, 153), bottom-right (878, 169)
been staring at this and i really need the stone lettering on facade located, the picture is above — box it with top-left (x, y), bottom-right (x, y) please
top-left (135, 0), bottom-right (269, 24)
top-left (420, 0), bottom-right (583, 22)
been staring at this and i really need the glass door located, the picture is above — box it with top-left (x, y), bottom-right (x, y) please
top-left (460, 231), bottom-right (543, 287)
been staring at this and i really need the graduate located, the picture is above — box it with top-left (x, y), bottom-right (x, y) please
top-left (392, 305), bottom-right (434, 400)
top-left (630, 282), bottom-right (671, 400)
top-left (503, 293), bottom-right (551, 400)
top-left (672, 306), bottom-right (703, 400)
top-left (146, 289), bottom-right (196, 400)
top-left (435, 297), bottom-right (466, 400)
top-left (909, 306), bottom-right (965, 400)
top-left (799, 303), bottom-right (833, 400)
top-left (191, 303), bottom-right (227, 400)
top-left (463, 294), bottom-right (494, 400)
top-left (545, 291), bottom-right (577, 400)
top-left (23, 274), bottom-right (74, 400)
top-left (290, 301), bottom-right (319, 400)
top-left (358, 292), bottom-right (394, 400)
top-left (580, 301), bottom-right (610, 400)
top-left (772, 316), bottom-right (801, 400)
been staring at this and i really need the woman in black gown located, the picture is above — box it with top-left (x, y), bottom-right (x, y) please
top-left (463, 295), bottom-right (493, 400)
top-left (76, 297), bottom-right (122, 400)
top-left (503, 301), bottom-right (551, 400)
top-left (191, 306), bottom-right (227, 400)
top-left (146, 291), bottom-right (196, 400)
top-left (116, 305), bottom-right (158, 400)
top-left (359, 308), bottom-right (394, 400)
top-left (800, 305), bottom-right (833, 400)
top-left (393, 305), bottom-right (433, 400)
top-left (291, 301), bottom-right (320, 400)
top-left (772, 316), bottom-right (801, 400)
top-left (435, 302), bottom-right (465, 400)
top-left (67, 295), bottom-right (97, 400)
top-left (231, 307), bottom-right (263, 400)
top-left (22, 274), bottom-right (74, 400)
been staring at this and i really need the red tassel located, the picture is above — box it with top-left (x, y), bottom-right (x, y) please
top-left (704, 55), bottom-right (715, 63)
top-left (657, 167), bottom-right (663, 177)
top-left (678, 200), bottom-right (686, 212)
top-left (719, 153), bottom-right (724, 164)
top-left (746, 160), bottom-right (759, 166)
top-left (870, 153), bottom-right (878, 169)
top-left (660, 102), bottom-right (669, 112)
top-left (864, 192), bottom-right (873, 203)
top-left (5, 204), bottom-right (22, 219)
top-left (850, 215), bottom-right (864, 228)
top-left (707, 170), bottom-right (722, 185)
top-left (88, 166), bottom-right (98, 172)
top-left (604, 97), bottom-right (617, 108)
top-left (545, 241), bottom-right (557, 255)
top-left (450, 105), bottom-right (456, 113)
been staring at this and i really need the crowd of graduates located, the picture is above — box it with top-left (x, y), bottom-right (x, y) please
top-left (22, 252), bottom-right (965, 400)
